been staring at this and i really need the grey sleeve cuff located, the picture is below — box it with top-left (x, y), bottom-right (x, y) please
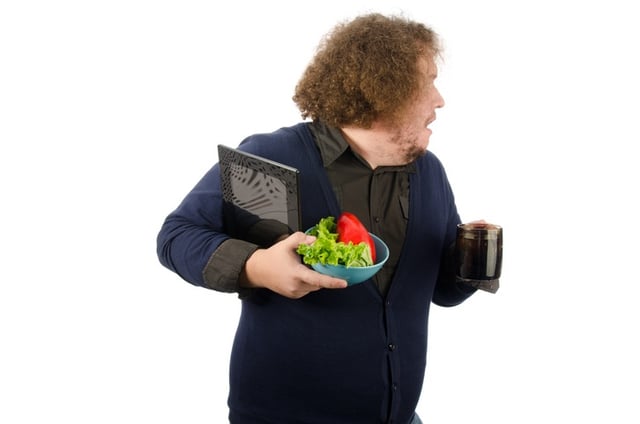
top-left (202, 239), bottom-right (259, 294)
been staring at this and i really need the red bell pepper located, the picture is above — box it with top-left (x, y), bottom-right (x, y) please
top-left (336, 212), bottom-right (376, 263)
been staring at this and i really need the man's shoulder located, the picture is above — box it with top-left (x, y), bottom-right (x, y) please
top-left (234, 122), bottom-right (316, 167)
top-left (416, 149), bottom-right (445, 170)
top-left (243, 122), bottom-right (310, 143)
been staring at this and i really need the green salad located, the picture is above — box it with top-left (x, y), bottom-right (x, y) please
top-left (296, 216), bottom-right (374, 267)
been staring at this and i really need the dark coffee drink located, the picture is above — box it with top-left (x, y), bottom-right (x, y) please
top-left (455, 223), bottom-right (502, 292)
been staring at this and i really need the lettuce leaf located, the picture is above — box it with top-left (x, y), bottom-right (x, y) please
top-left (297, 216), bottom-right (374, 267)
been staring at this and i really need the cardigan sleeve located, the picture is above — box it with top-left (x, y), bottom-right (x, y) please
top-left (431, 241), bottom-right (477, 307)
top-left (156, 130), bottom-right (299, 293)
top-left (429, 158), bottom-right (477, 307)
top-left (156, 161), bottom-right (259, 292)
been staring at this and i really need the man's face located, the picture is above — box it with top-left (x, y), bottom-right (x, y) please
top-left (389, 57), bottom-right (445, 164)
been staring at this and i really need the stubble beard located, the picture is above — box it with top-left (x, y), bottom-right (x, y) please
top-left (391, 131), bottom-right (428, 165)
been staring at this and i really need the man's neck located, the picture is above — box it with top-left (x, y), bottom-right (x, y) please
top-left (340, 124), bottom-right (400, 169)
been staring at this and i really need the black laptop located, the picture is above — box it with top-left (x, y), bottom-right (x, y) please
top-left (218, 145), bottom-right (301, 246)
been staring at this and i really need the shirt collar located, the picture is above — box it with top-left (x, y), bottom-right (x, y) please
top-left (308, 120), bottom-right (350, 167)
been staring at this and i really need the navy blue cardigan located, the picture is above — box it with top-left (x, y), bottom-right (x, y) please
top-left (157, 123), bottom-right (474, 423)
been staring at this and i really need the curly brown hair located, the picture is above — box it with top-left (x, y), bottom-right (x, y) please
top-left (293, 13), bottom-right (441, 129)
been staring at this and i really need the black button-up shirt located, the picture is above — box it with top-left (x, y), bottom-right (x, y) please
top-left (308, 120), bottom-right (415, 296)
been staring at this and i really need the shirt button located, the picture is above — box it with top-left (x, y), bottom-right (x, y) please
top-left (388, 343), bottom-right (396, 351)
top-left (374, 216), bottom-right (381, 223)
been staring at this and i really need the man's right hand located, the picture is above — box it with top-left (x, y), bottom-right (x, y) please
top-left (240, 232), bottom-right (348, 299)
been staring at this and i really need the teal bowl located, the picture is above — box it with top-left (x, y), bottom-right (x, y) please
top-left (309, 233), bottom-right (389, 285)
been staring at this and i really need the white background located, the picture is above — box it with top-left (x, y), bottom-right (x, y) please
top-left (1, 0), bottom-right (638, 423)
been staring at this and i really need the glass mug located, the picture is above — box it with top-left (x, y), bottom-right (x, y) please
top-left (454, 223), bottom-right (502, 293)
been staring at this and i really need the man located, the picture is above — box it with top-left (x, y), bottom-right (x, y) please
top-left (157, 13), bottom-right (478, 424)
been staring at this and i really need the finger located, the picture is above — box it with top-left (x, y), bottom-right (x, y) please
top-left (282, 231), bottom-right (315, 248)
top-left (465, 220), bottom-right (488, 228)
top-left (299, 266), bottom-right (348, 289)
top-left (467, 219), bottom-right (487, 225)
